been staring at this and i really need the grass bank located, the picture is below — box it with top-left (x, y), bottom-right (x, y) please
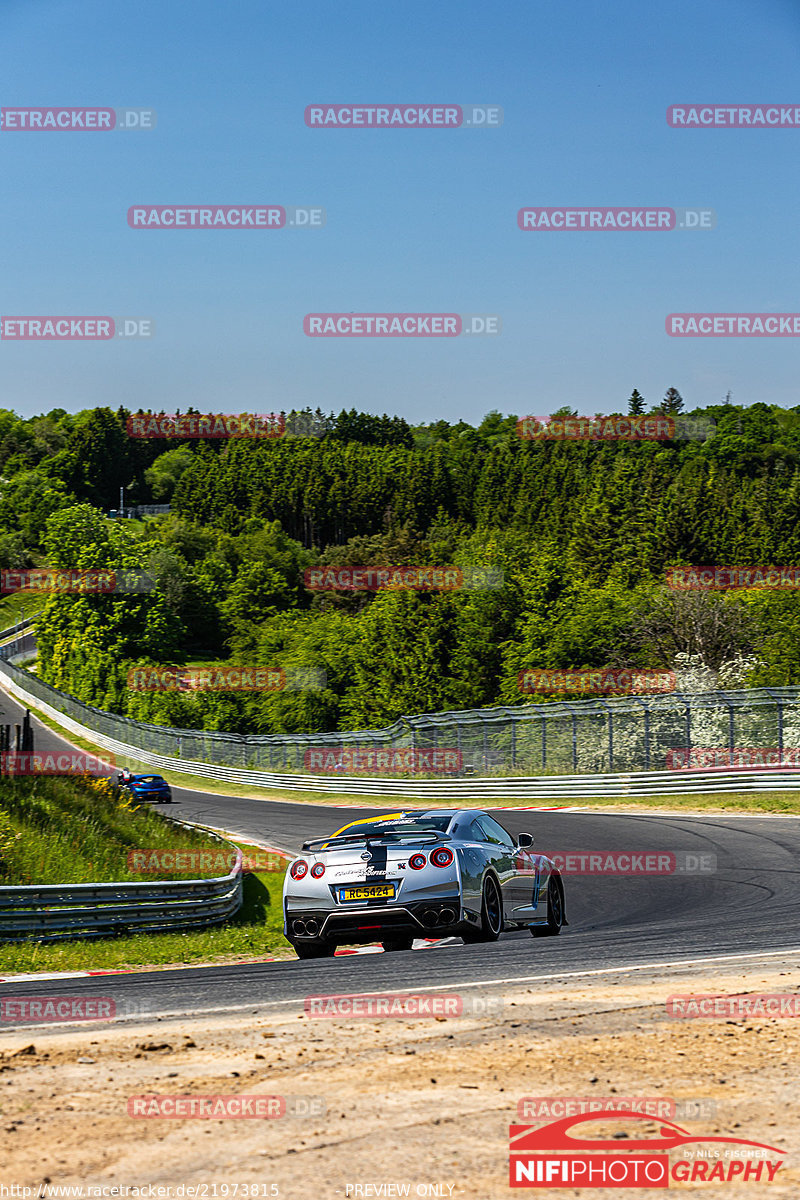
top-left (0, 774), bottom-right (224, 886)
top-left (0, 774), bottom-right (293, 973)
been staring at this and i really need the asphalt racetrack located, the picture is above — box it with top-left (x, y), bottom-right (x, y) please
top-left (2, 687), bottom-right (799, 1023)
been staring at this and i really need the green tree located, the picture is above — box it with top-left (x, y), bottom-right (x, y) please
top-left (662, 388), bottom-right (684, 415)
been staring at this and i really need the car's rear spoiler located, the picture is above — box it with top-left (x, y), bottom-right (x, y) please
top-left (301, 830), bottom-right (452, 852)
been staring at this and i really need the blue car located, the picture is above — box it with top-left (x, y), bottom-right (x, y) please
top-left (119, 773), bottom-right (173, 804)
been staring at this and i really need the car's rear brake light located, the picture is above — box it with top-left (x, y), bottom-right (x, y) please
top-left (310, 862), bottom-right (325, 878)
top-left (290, 860), bottom-right (308, 879)
top-left (431, 847), bottom-right (454, 868)
top-left (409, 853), bottom-right (427, 870)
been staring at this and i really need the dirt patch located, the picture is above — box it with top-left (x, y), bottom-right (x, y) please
top-left (1, 958), bottom-right (798, 1197)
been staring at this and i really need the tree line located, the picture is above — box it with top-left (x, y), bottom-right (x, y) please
top-left (2, 396), bottom-right (799, 734)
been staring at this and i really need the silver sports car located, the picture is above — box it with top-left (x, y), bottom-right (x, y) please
top-left (283, 808), bottom-right (567, 958)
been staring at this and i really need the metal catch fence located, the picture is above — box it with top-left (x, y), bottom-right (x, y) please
top-left (1, 659), bottom-right (799, 778)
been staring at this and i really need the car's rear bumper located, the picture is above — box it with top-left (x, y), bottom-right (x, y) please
top-left (285, 895), bottom-right (466, 942)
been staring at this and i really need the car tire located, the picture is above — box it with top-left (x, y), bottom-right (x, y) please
top-left (462, 874), bottom-right (503, 944)
top-left (532, 879), bottom-right (564, 937)
top-left (294, 940), bottom-right (335, 960)
top-left (382, 936), bottom-right (414, 952)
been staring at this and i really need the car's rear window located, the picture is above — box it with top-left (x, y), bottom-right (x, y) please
top-left (332, 816), bottom-right (451, 839)
top-left (137, 776), bottom-right (163, 784)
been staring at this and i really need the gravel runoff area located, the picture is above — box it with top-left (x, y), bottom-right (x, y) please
top-left (0, 953), bottom-right (798, 1197)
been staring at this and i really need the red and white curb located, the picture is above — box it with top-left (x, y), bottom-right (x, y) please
top-left (0, 968), bottom-right (146, 983)
top-left (319, 804), bottom-right (576, 812)
top-left (0, 939), bottom-right (455, 982)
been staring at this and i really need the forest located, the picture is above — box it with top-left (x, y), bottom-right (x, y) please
top-left (1, 394), bottom-right (799, 734)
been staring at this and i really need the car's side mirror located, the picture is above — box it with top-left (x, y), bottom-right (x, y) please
top-left (517, 832), bottom-right (534, 847)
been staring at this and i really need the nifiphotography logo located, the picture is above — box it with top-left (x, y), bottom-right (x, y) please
top-left (509, 1110), bottom-right (785, 1187)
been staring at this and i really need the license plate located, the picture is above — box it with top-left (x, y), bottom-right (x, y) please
top-left (339, 884), bottom-right (395, 902)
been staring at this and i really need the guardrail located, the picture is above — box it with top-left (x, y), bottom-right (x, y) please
top-left (0, 634), bottom-right (37, 664)
top-left (2, 660), bottom-right (800, 799)
top-left (0, 825), bottom-right (243, 942)
top-left (0, 617), bottom-right (34, 643)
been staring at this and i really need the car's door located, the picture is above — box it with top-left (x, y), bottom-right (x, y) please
top-left (470, 815), bottom-right (518, 920)
top-left (453, 816), bottom-right (487, 911)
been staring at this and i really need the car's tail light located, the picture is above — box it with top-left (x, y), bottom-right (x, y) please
top-left (290, 860), bottom-right (308, 879)
top-left (409, 852), bottom-right (427, 870)
top-left (310, 862), bottom-right (325, 878)
top-left (431, 847), bottom-right (454, 868)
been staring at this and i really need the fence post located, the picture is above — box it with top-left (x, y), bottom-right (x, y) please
top-left (764, 689), bottom-right (785, 765)
top-left (628, 697), bottom-right (649, 772)
top-left (594, 699), bottom-right (613, 773)
top-left (561, 703), bottom-right (578, 772)
top-left (643, 702), bottom-right (650, 771)
top-left (778, 696), bottom-right (784, 761)
top-left (511, 711), bottom-right (517, 768)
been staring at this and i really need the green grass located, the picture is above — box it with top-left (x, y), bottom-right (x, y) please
top-left (0, 771), bottom-right (293, 973)
top-left (0, 774), bottom-right (226, 887)
top-left (0, 593), bottom-right (44, 632)
top-left (0, 861), bottom-right (292, 975)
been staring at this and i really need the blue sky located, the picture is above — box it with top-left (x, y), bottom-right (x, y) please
top-left (0, 0), bottom-right (798, 423)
